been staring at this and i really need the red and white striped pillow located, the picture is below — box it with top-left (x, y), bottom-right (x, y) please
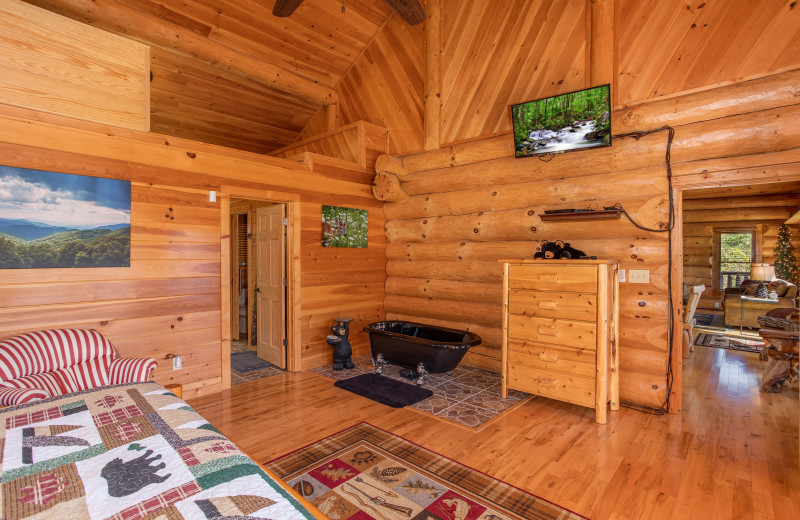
top-left (109, 357), bottom-right (158, 385)
top-left (0, 386), bottom-right (51, 407)
top-left (0, 329), bottom-right (157, 403)
top-left (0, 329), bottom-right (115, 382)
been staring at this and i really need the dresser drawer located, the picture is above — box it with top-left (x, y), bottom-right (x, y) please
top-left (508, 315), bottom-right (596, 350)
top-left (507, 364), bottom-right (595, 407)
top-left (507, 340), bottom-right (596, 378)
top-left (508, 265), bottom-right (598, 292)
top-left (508, 290), bottom-right (597, 320)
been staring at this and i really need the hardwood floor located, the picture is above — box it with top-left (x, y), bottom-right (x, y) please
top-left (188, 346), bottom-right (799, 520)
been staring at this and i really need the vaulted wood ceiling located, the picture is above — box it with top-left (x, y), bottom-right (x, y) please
top-left (21, 0), bottom-right (800, 158)
top-left (25, 0), bottom-right (395, 154)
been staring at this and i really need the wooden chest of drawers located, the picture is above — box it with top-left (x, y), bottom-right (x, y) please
top-left (500, 260), bottom-right (619, 424)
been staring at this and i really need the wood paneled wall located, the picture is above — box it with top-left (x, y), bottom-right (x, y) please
top-left (440, 0), bottom-right (586, 145)
top-left (335, 14), bottom-right (425, 156)
top-left (1, 0), bottom-right (149, 131)
top-left (682, 185), bottom-right (800, 310)
top-left (149, 47), bottom-right (315, 154)
top-left (333, 0), bottom-right (587, 155)
top-left (0, 107), bottom-right (385, 398)
top-left (383, 69), bottom-right (800, 409)
top-left (270, 121), bottom-right (389, 173)
top-left (616, 0), bottom-right (800, 106)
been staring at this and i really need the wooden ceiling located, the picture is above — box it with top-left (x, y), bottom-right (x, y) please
top-left (25, 0), bottom-right (395, 154)
top-left (616, 0), bottom-right (800, 105)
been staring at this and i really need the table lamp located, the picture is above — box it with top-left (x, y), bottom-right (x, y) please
top-left (750, 263), bottom-right (776, 282)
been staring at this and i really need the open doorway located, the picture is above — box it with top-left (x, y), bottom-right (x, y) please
top-left (681, 181), bottom-right (800, 336)
top-left (229, 198), bottom-right (288, 385)
top-left (678, 180), bottom-right (800, 407)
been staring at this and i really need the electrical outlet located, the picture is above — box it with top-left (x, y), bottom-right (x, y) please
top-left (714, 302), bottom-right (720, 308)
top-left (619, 269), bottom-right (626, 283)
top-left (629, 269), bottom-right (650, 283)
top-left (173, 355), bottom-right (182, 370)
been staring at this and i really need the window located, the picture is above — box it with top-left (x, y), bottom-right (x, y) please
top-left (718, 231), bottom-right (756, 288)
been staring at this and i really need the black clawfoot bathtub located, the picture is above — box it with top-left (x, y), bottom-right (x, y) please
top-left (363, 321), bottom-right (481, 376)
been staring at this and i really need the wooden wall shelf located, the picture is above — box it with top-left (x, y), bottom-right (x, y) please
top-left (539, 209), bottom-right (622, 222)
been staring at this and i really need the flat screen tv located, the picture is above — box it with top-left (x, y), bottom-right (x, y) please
top-left (511, 84), bottom-right (611, 158)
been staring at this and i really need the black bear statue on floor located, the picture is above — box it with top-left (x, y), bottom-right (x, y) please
top-left (327, 317), bottom-right (355, 370)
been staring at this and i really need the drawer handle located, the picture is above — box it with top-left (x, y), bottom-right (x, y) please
top-left (538, 325), bottom-right (558, 336)
top-left (537, 273), bottom-right (559, 282)
top-left (537, 377), bottom-right (557, 389)
top-left (539, 300), bottom-right (558, 310)
top-left (538, 352), bottom-right (558, 363)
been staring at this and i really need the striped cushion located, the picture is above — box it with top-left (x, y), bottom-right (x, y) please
top-left (67, 357), bottom-right (113, 391)
top-left (0, 329), bottom-right (115, 381)
top-left (1, 370), bottom-right (77, 396)
top-left (109, 357), bottom-right (157, 385)
top-left (0, 386), bottom-right (51, 406)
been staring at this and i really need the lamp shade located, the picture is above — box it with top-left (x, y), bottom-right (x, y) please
top-left (750, 263), bottom-right (776, 281)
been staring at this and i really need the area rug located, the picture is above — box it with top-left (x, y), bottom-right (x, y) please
top-left (266, 422), bottom-right (587, 520)
top-left (231, 350), bottom-right (272, 372)
top-left (334, 373), bottom-right (433, 408)
top-left (694, 313), bottom-right (715, 326)
top-left (694, 333), bottom-right (764, 353)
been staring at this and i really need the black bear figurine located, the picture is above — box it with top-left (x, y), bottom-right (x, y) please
top-left (533, 240), bottom-right (565, 259)
top-left (559, 242), bottom-right (588, 259)
top-left (327, 317), bottom-right (355, 370)
top-left (533, 240), bottom-right (593, 260)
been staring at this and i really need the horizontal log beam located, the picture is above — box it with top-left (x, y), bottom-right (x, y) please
top-left (385, 277), bottom-right (501, 303)
top-left (384, 295), bottom-right (501, 328)
top-left (682, 194), bottom-right (800, 210)
top-left (26, 0), bottom-right (338, 106)
top-left (683, 207), bottom-right (792, 223)
top-left (386, 171), bottom-right (668, 220)
top-left (385, 205), bottom-right (669, 243)
top-left (387, 238), bottom-right (667, 264)
top-left (614, 68), bottom-right (800, 133)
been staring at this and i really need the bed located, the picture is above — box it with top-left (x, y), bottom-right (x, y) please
top-left (0, 381), bottom-right (323, 520)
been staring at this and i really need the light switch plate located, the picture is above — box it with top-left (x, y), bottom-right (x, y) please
top-left (629, 269), bottom-right (650, 283)
top-left (619, 269), bottom-right (626, 283)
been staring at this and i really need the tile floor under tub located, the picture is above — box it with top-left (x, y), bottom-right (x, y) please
top-left (311, 356), bottom-right (530, 428)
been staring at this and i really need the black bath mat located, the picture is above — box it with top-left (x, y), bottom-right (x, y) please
top-left (334, 373), bottom-right (433, 408)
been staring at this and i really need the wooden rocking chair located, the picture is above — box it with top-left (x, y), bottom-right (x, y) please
top-left (682, 284), bottom-right (706, 359)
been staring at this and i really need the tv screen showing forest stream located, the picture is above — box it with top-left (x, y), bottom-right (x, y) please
top-left (512, 84), bottom-right (611, 157)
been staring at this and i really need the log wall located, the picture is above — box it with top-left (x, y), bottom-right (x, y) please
top-left (682, 186), bottom-right (800, 310)
top-left (383, 68), bottom-right (800, 408)
top-left (0, 106), bottom-right (385, 398)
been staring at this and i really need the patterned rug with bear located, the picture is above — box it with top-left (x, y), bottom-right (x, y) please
top-left (267, 422), bottom-right (586, 520)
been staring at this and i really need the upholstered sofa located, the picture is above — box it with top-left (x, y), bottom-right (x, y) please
top-left (0, 329), bottom-right (157, 406)
top-left (723, 279), bottom-right (798, 328)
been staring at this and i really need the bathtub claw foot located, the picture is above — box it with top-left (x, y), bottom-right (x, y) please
top-left (416, 363), bottom-right (429, 387)
top-left (375, 353), bottom-right (386, 375)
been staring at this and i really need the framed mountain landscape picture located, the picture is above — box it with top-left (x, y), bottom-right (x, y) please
top-left (0, 165), bottom-right (131, 269)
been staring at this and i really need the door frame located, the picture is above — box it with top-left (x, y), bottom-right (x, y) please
top-left (670, 170), bottom-right (800, 414)
top-left (219, 186), bottom-right (301, 389)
